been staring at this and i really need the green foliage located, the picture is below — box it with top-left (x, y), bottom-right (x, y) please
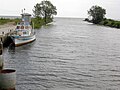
top-left (99, 19), bottom-right (120, 29)
top-left (31, 17), bottom-right (53, 29)
top-left (13, 18), bottom-right (21, 25)
top-left (33, 0), bottom-right (57, 24)
top-left (0, 18), bottom-right (12, 25)
top-left (86, 5), bottom-right (120, 29)
top-left (31, 17), bottom-right (43, 29)
top-left (88, 5), bottom-right (106, 24)
top-left (0, 18), bottom-right (20, 25)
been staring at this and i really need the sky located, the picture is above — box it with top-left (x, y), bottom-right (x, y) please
top-left (0, 0), bottom-right (119, 19)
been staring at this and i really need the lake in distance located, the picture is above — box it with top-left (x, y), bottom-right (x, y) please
top-left (3, 18), bottom-right (120, 90)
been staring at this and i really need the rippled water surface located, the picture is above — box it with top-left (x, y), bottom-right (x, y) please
top-left (3, 18), bottom-right (120, 90)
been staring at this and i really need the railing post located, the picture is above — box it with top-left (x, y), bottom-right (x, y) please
top-left (0, 39), bottom-right (3, 70)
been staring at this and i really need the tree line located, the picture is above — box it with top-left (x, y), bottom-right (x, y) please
top-left (0, 0), bottom-right (57, 29)
top-left (33, 1), bottom-right (120, 29)
top-left (0, 1), bottom-right (120, 29)
top-left (85, 5), bottom-right (120, 29)
top-left (32, 0), bottom-right (57, 28)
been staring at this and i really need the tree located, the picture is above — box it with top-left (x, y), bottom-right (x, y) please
top-left (88, 5), bottom-right (106, 24)
top-left (33, 0), bottom-right (57, 24)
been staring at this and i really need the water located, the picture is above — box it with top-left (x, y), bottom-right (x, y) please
top-left (3, 18), bottom-right (120, 90)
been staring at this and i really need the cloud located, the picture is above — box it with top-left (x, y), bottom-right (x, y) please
top-left (0, 0), bottom-right (119, 19)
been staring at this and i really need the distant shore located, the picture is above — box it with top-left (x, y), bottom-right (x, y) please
top-left (84, 18), bottom-right (120, 29)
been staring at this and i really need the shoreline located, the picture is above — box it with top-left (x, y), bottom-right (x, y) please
top-left (84, 18), bottom-right (120, 29)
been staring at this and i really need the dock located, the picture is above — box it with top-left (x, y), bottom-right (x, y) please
top-left (0, 24), bottom-right (16, 90)
top-left (0, 23), bottom-right (16, 47)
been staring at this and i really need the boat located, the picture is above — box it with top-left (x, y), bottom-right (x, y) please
top-left (11, 13), bottom-right (36, 47)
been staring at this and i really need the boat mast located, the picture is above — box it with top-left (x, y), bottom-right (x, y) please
top-left (23, 8), bottom-right (25, 30)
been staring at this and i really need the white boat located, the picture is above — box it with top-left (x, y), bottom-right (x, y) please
top-left (11, 13), bottom-right (36, 47)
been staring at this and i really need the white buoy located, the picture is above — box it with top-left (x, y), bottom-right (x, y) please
top-left (0, 69), bottom-right (16, 90)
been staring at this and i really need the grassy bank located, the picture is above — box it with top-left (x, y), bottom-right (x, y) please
top-left (0, 18), bottom-right (12, 25)
top-left (84, 18), bottom-right (120, 29)
top-left (31, 17), bottom-right (53, 29)
top-left (0, 17), bottom-right (53, 29)
top-left (0, 18), bottom-right (20, 25)
top-left (99, 19), bottom-right (120, 28)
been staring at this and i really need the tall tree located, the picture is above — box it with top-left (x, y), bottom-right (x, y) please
top-left (33, 0), bottom-right (57, 24)
top-left (88, 5), bottom-right (106, 24)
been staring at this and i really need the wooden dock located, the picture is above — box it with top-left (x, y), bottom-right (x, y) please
top-left (0, 25), bottom-right (15, 47)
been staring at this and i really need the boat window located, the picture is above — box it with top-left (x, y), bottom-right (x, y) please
top-left (18, 31), bottom-right (23, 36)
top-left (23, 32), bottom-right (27, 34)
top-left (21, 26), bottom-right (24, 29)
top-left (25, 26), bottom-right (28, 29)
top-left (16, 26), bottom-right (20, 29)
top-left (28, 26), bottom-right (32, 29)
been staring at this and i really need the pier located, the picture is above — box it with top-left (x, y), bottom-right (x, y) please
top-left (0, 24), bottom-right (15, 47)
top-left (0, 35), bottom-right (16, 90)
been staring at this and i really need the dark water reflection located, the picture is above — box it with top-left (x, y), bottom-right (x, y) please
top-left (3, 18), bottom-right (120, 90)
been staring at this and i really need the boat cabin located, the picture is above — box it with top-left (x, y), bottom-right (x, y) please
top-left (21, 13), bottom-right (31, 23)
top-left (15, 22), bottom-right (32, 36)
top-left (14, 13), bottom-right (33, 37)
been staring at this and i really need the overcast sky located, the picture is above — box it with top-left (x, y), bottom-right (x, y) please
top-left (0, 0), bottom-right (119, 19)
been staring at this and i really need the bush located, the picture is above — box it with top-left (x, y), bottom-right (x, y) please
top-left (31, 17), bottom-right (53, 29)
top-left (99, 19), bottom-right (120, 29)
top-left (103, 20), bottom-right (108, 25)
top-left (111, 21), bottom-right (115, 26)
top-left (13, 18), bottom-right (21, 25)
top-left (115, 22), bottom-right (120, 28)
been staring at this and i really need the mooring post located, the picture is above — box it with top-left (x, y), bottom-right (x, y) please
top-left (2, 32), bottom-right (4, 35)
top-left (0, 38), bottom-right (16, 90)
top-left (0, 38), bottom-right (3, 70)
top-left (2, 32), bottom-right (5, 37)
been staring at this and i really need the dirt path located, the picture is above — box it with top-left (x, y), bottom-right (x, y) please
top-left (0, 22), bottom-right (16, 35)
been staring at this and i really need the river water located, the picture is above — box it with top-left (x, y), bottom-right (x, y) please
top-left (3, 18), bottom-right (120, 90)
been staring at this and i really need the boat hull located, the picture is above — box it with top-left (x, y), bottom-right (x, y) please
top-left (13, 34), bottom-right (36, 47)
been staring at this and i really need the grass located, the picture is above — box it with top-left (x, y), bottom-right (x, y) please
top-left (0, 18), bottom-right (20, 25)
top-left (0, 17), bottom-right (53, 29)
top-left (0, 18), bottom-right (12, 25)
top-left (31, 17), bottom-right (53, 29)
top-left (99, 19), bottom-right (120, 28)
top-left (31, 17), bottom-right (44, 29)
top-left (85, 18), bottom-right (120, 29)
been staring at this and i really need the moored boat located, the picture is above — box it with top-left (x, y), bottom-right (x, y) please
top-left (11, 13), bottom-right (36, 47)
